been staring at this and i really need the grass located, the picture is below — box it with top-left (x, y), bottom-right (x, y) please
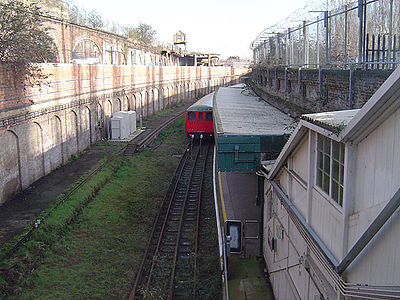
top-left (0, 117), bottom-right (188, 299)
top-left (228, 256), bottom-right (274, 300)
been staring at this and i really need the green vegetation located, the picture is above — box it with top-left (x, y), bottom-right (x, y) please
top-left (228, 257), bottom-right (274, 300)
top-left (0, 1), bottom-right (57, 87)
top-left (0, 117), bottom-right (188, 298)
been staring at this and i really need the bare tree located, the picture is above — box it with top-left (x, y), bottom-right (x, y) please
top-left (125, 22), bottom-right (157, 45)
top-left (87, 10), bottom-right (104, 29)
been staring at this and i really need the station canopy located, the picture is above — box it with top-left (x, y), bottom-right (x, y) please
top-left (213, 84), bottom-right (294, 172)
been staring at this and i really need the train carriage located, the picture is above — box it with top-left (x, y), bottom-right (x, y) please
top-left (185, 93), bottom-right (214, 139)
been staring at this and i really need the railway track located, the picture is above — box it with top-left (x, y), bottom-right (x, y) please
top-left (0, 110), bottom-right (187, 259)
top-left (130, 142), bottom-right (212, 300)
top-left (124, 111), bottom-right (186, 156)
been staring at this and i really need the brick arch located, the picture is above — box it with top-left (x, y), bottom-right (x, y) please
top-left (71, 37), bottom-right (101, 63)
top-left (67, 110), bottom-right (79, 157)
top-left (32, 122), bottom-right (45, 177)
top-left (0, 130), bottom-right (22, 203)
top-left (48, 115), bottom-right (64, 171)
top-left (116, 98), bottom-right (122, 112)
top-left (84, 106), bottom-right (92, 147)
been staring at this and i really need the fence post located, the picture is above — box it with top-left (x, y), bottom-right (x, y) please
top-left (389, 0), bottom-right (393, 67)
top-left (287, 28), bottom-right (291, 66)
top-left (298, 67), bottom-right (302, 94)
top-left (344, 5), bottom-right (348, 66)
top-left (357, 0), bottom-right (364, 65)
top-left (319, 66), bottom-right (323, 99)
top-left (324, 11), bottom-right (329, 65)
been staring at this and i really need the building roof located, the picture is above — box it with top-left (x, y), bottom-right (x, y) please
top-left (302, 109), bottom-right (360, 132)
top-left (266, 66), bottom-right (400, 179)
top-left (213, 85), bottom-right (294, 136)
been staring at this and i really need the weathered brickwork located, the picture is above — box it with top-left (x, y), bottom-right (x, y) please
top-left (251, 67), bottom-right (393, 116)
top-left (0, 64), bottom-right (248, 204)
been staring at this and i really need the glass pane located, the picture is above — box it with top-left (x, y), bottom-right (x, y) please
top-left (317, 170), bottom-right (323, 187)
top-left (318, 134), bottom-right (323, 151)
top-left (332, 140), bottom-right (340, 160)
top-left (198, 112), bottom-right (203, 120)
top-left (340, 165), bottom-right (344, 185)
top-left (339, 186), bottom-right (344, 206)
top-left (188, 112), bottom-right (195, 120)
top-left (332, 160), bottom-right (339, 181)
top-left (332, 181), bottom-right (339, 202)
top-left (323, 173), bottom-right (330, 194)
top-left (318, 151), bottom-right (323, 169)
top-left (340, 143), bottom-right (345, 164)
top-left (324, 137), bottom-right (331, 154)
top-left (206, 112), bottom-right (213, 121)
top-left (324, 154), bottom-right (330, 174)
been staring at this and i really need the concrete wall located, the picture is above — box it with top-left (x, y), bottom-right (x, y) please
top-left (0, 64), bottom-right (248, 204)
top-left (251, 67), bottom-right (393, 115)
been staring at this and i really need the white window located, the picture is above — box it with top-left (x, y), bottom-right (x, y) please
top-left (316, 134), bottom-right (345, 206)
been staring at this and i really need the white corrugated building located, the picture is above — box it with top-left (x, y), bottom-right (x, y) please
top-left (261, 67), bottom-right (400, 299)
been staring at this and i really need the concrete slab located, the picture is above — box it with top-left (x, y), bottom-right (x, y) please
top-left (214, 86), bottom-right (293, 136)
top-left (228, 256), bottom-right (274, 300)
top-left (218, 172), bottom-right (261, 257)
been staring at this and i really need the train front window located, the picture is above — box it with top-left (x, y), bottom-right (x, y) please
top-left (206, 112), bottom-right (213, 121)
top-left (188, 112), bottom-right (196, 120)
top-left (198, 112), bottom-right (203, 120)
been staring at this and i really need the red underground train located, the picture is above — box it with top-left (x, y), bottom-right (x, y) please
top-left (185, 93), bottom-right (214, 139)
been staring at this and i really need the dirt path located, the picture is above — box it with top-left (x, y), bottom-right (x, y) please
top-left (0, 100), bottom-right (194, 247)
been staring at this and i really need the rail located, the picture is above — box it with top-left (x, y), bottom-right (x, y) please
top-left (130, 142), bottom-right (211, 299)
top-left (0, 110), bottom-right (186, 260)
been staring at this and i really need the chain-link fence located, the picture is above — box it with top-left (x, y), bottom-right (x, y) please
top-left (252, 0), bottom-right (400, 69)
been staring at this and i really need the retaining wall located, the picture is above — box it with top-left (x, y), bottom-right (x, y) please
top-left (0, 64), bottom-right (248, 204)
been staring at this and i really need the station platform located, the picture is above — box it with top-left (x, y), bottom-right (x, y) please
top-left (212, 83), bottom-right (289, 299)
top-left (216, 170), bottom-right (273, 299)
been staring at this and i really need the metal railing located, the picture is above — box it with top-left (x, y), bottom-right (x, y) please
top-left (252, 0), bottom-right (400, 70)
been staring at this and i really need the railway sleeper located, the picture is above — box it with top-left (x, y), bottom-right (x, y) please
top-left (178, 248), bottom-right (191, 254)
top-left (163, 241), bottom-right (176, 246)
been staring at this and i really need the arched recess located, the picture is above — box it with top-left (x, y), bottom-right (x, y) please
top-left (152, 89), bottom-right (159, 113)
top-left (0, 130), bottom-right (21, 203)
top-left (50, 116), bottom-right (64, 171)
top-left (125, 96), bottom-right (130, 111)
top-left (131, 94), bottom-right (137, 112)
top-left (116, 98), bottom-right (122, 112)
top-left (210, 80), bottom-right (215, 92)
top-left (96, 103), bottom-right (103, 139)
top-left (32, 122), bottom-right (45, 178)
top-left (150, 89), bottom-right (155, 115)
top-left (104, 100), bottom-right (112, 139)
top-left (82, 106), bottom-right (92, 147)
top-left (185, 83), bottom-right (190, 100)
top-left (162, 87), bottom-right (168, 109)
top-left (72, 38), bottom-right (101, 63)
top-left (190, 82), bottom-right (195, 99)
top-left (157, 88), bottom-right (163, 112)
top-left (174, 85), bottom-right (179, 104)
top-left (67, 110), bottom-right (79, 157)
top-left (145, 91), bottom-right (150, 117)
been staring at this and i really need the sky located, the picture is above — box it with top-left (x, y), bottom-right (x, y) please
top-left (73, 0), bottom-right (315, 59)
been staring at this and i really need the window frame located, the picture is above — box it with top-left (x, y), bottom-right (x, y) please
top-left (316, 134), bottom-right (345, 206)
top-left (206, 112), bottom-right (213, 121)
top-left (188, 111), bottom-right (196, 121)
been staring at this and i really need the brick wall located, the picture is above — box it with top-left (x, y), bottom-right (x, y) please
top-left (0, 64), bottom-right (248, 204)
top-left (251, 67), bottom-right (393, 117)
